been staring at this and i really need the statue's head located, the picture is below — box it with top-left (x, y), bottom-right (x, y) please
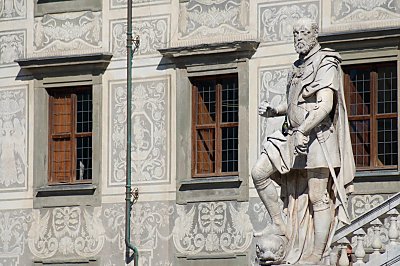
top-left (293, 17), bottom-right (319, 55)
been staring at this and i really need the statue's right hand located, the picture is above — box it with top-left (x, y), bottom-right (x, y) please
top-left (258, 101), bottom-right (277, 117)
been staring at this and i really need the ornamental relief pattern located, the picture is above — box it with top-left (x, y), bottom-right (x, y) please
top-left (0, 0), bottom-right (25, 20)
top-left (110, 0), bottom-right (170, 9)
top-left (28, 207), bottom-right (105, 259)
top-left (103, 203), bottom-right (174, 266)
top-left (178, 0), bottom-right (249, 39)
top-left (0, 210), bottom-right (31, 257)
top-left (34, 11), bottom-right (102, 54)
top-left (350, 194), bottom-right (386, 219)
top-left (109, 78), bottom-right (168, 186)
top-left (332, 0), bottom-right (400, 24)
top-left (259, 68), bottom-right (288, 146)
top-left (110, 16), bottom-right (168, 58)
top-left (0, 87), bottom-right (27, 190)
top-left (173, 202), bottom-right (253, 255)
top-left (0, 30), bottom-right (25, 66)
top-left (258, 1), bottom-right (319, 43)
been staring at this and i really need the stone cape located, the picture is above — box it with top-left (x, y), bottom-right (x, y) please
top-left (260, 47), bottom-right (355, 264)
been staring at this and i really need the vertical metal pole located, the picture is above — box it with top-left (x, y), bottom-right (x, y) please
top-left (125, 0), bottom-right (138, 265)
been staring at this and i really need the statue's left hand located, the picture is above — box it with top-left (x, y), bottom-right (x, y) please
top-left (294, 130), bottom-right (308, 155)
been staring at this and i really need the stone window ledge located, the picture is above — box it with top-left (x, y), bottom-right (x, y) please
top-left (36, 184), bottom-right (97, 197)
top-left (35, 0), bottom-right (102, 17)
top-left (179, 176), bottom-right (242, 191)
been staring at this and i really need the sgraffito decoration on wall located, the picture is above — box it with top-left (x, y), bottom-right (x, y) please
top-left (0, 209), bottom-right (31, 264)
top-left (178, 0), bottom-right (249, 39)
top-left (258, 67), bottom-right (289, 148)
top-left (0, 0), bottom-right (25, 20)
top-left (103, 202), bottom-right (174, 266)
top-left (0, 30), bottom-right (25, 66)
top-left (110, 0), bottom-right (170, 9)
top-left (350, 194), bottom-right (386, 219)
top-left (28, 207), bottom-right (105, 259)
top-left (0, 87), bottom-right (27, 190)
top-left (110, 15), bottom-right (169, 58)
top-left (109, 77), bottom-right (169, 186)
top-left (258, 1), bottom-right (319, 43)
top-left (34, 11), bottom-right (102, 55)
top-left (332, 0), bottom-right (400, 24)
top-left (173, 201), bottom-right (253, 255)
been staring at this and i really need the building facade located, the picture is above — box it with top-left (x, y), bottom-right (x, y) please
top-left (0, 0), bottom-right (399, 265)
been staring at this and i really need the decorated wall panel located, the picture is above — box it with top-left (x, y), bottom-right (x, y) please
top-left (33, 11), bottom-right (102, 56)
top-left (110, 15), bottom-right (169, 59)
top-left (178, 0), bottom-right (249, 40)
top-left (0, 209), bottom-right (31, 266)
top-left (349, 194), bottom-right (389, 219)
top-left (331, 0), bottom-right (400, 24)
top-left (108, 77), bottom-right (169, 187)
top-left (0, 86), bottom-right (27, 191)
top-left (173, 201), bottom-right (254, 256)
top-left (258, 67), bottom-right (289, 150)
top-left (258, 1), bottom-right (319, 44)
top-left (102, 202), bottom-right (175, 266)
top-left (28, 207), bottom-right (106, 260)
top-left (0, 0), bottom-right (25, 21)
top-left (0, 30), bottom-right (25, 66)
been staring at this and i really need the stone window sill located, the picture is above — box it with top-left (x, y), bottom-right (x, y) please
top-left (36, 183), bottom-right (96, 197)
top-left (177, 176), bottom-right (245, 204)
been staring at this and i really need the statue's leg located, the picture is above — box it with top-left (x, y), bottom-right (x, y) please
top-left (302, 168), bottom-right (330, 264)
top-left (251, 153), bottom-right (284, 234)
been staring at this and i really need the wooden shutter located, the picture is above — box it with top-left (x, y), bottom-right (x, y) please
top-left (48, 93), bottom-right (74, 184)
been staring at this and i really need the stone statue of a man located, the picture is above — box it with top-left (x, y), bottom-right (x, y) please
top-left (253, 18), bottom-right (355, 265)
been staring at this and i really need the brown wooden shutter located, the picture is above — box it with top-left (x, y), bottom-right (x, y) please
top-left (49, 93), bottom-right (74, 184)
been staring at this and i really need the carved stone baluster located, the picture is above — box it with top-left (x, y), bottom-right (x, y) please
top-left (387, 209), bottom-right (399, 245)
top-left (353, 229), bottom-right (366, 265)
top-left (337, 237), bottom-right (350, 266)
top-left (370, 219), bottom-right (383, 261)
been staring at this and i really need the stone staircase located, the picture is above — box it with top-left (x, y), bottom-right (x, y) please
top-left (331, 192), bottom-right (400, 266)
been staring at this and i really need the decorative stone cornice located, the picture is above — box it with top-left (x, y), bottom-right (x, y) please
top-left (319, 27), bottom-right (400, 51)
top-left (158, 40), bottom-right (260, 59)
top-left (15, 53), bottom-right (113, 79)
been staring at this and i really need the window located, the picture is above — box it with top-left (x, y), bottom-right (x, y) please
top-left (191, 75), bottom-right (239, 177)
top-left (343, 62), bottom-right (398, 170)
top-left (16, 52), bottom-right (112, 207)
top-left (159, 41), bottom-right (258, 203)
top-left (48, 87), bottom-right (93, 184)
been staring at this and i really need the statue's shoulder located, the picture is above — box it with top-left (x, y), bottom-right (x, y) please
top-left (319, 48), bottom-right (342, 63)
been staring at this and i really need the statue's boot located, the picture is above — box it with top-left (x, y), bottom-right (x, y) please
top-left (300, 207), bottom-right (331, 264)
top-left (256, 180), bottom-right (286, 236)
top-left (252, 154), bottom-right (286, 236)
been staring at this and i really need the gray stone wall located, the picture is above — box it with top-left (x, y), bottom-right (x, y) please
top-left (0, 0), bottom-right (398, 265)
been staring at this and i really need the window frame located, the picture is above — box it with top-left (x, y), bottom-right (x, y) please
top-left (47, 86), bottom-right (93, 184)
top-left (191, 74), bottom-right (239, 178)
top-left (159, 41), bottom-right (259, 204)
top-left (343, 62), bottom-right (398, 171)
top-left (16, 53), bottom-right (112, 208)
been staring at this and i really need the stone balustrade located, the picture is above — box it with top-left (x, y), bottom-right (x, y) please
top-left (331, 193), bottom-right (400, 266)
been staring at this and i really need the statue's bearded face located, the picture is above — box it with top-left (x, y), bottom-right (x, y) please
top-left (293, 24), bottom-right (317, 55)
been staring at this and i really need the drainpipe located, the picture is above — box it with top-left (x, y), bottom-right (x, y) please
top-left (125, 0), bottom-right (139, 265)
